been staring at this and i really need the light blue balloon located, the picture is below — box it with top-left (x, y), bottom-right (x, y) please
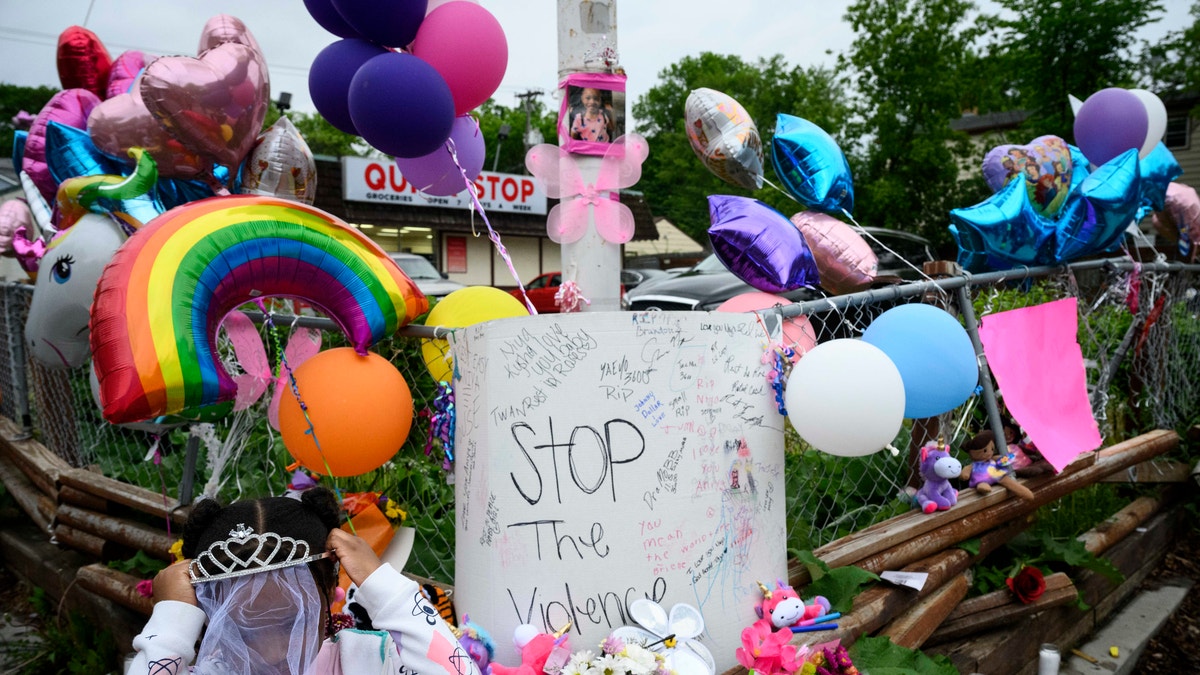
top-left (1138, 142), bottom-right (1182, 213)
top-left (949, 176), bottom-right (1055, 267)
top-left (771, 113), bottom-right (854, 214)
top-left (861, 304), bottom-right (978, 419)
top-left (45, 121), bottom-right (124, 184)
top-left (12, 130), bottom-right (26, 173)
top-left (1055, 149), bottom-right (1141, 262)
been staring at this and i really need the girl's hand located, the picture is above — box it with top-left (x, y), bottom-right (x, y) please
top-left (327, 528), bottom-right (382, 586)
top-left (153, 560), bottom-right (198, 607)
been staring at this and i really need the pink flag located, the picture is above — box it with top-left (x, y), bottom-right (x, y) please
top-left (978, 297), bottom-right (1102, 472)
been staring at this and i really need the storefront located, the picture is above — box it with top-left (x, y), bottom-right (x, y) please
top-left (312, 157), bottom-right (657, 288)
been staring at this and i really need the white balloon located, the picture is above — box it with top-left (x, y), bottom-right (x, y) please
top-left (1068, 94), bottom-right (1084, 117)
top-left (784, 339), bottom-right (905, 457)
top-left (1129, 89), bottom-right (1168, 159)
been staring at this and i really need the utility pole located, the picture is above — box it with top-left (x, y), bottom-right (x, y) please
top-left (557, 0), bottom-right (621, 312)
top-left (514, 89), bottom-right (544, 152)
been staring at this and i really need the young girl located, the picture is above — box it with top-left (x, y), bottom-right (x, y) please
top-left (127, 488), bottom-right (476, 675)
top-left (570, 87), bottom-right (614, 143)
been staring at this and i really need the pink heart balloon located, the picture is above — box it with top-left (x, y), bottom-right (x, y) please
top-left (140, 41), bottom-right (269, 168)
top-left (105, 50), bottom-right (149, 99)
top-left (88, 82), bottom-right (208, 179)
top-left (197, 14), bottom-right (270, 92)
top-left (23, 88), bottom-right (101, 204)
top-left (981, 135), bottom-right (1073, 218)
top-left (790, 211), bottom-right (878, 295)
top-left (0, 200), bottom-right (33, 254)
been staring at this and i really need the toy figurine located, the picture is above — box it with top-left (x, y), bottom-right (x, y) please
top-left (915, 437), bottom-right (962, 514)
top-left (489, 622), bottom-right (572, 675)
top-left (755, 581), bottom-right (830, 628)
top-left (1002, 418), bottom-right (1054, 477)
top-left (960, 430), bottom-right (1035, 500)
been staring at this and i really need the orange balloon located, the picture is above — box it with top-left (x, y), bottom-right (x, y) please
top-left (278, 348), bottom-right (413, 476)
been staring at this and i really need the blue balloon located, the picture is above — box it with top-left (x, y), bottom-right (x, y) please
top-left (1055, 149), bottom-right (1141, 261)
top-left (707, 194), bottom-right (820, 293)
top-left (949, 176), bottom-right (1056, 267)
top-left (45, 121), bottom-right (124, 184)
top-left (1067, 144), bottom-right (1091, 192)
top-left (12, 130), bottom-right (26, 173)
top-left (1138, 142), bottom-right (1183, 213)
top-left (348, 52), bottom-right (455, 158)
top-left (771, 113), bottom-right (854, 214)
top-left (861, 304), bottom-right (978, 419)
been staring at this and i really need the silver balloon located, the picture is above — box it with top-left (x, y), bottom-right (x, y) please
top-left (239, 116), bottom-right (317, 204)
top-left (684, 88), bottom-right (763, 190)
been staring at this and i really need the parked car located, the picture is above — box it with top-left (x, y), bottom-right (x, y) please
top-left (389, 252), bottom-right (467, 300)
top-left (624, 227), bottom-right (935, 312)
top-left (510, 272), bottom-right (628, 313)
top-left (620, 268), bottom-right (671, 291)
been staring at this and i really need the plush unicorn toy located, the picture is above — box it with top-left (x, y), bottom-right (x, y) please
top-left (915, 437), bottom-right (962, 514)
top-left (754, 580), bottom-right (830, 628)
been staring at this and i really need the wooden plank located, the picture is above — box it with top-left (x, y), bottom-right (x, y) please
top-left (58, 466), bottom-right (189, 527)
top-left (0, 446), bottom-right (52, 531)
top-left (1099, 459), bottom-right (1191, 483)
top-left (0, 415), bottom-right (67, 496)
top-left (925, 573), bottom-right (1077, 645)
top-left (77, 563), bottom-right (154, 617)
top-left (59, 484), bottom-right (109, 513)
top-left (877, 572), bottom-right (969, 649)
top-left (54, 523), bottom-right (109, 558)
top-left (787, 430), bottom-right (1178, 588)
top-left (55, 502), bottom-right (173, 560)
top-left (1077, 493), bottom-right (1167, 556)
top-left (940, 571), bottom-right (1074, 624)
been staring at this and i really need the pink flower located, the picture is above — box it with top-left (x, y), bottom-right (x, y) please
top-left (600, 635), bottom-right (625, 656)
top-left (135, 579), bottom-right (153, 598)
top-left (736, 619), bottom-right (803, 675)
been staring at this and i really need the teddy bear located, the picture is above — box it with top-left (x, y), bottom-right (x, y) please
top-left (960, 430), bottom-right (1035, 500)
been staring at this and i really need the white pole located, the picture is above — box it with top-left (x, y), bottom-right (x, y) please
top-left (557, 0), bottom-right (621, 312)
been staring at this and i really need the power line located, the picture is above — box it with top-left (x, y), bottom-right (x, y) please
top-left (515, 89), bottom-right (544, 149)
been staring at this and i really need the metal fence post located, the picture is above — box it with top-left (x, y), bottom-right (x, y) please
top-left (956, 284), bottom-right (1007, 446)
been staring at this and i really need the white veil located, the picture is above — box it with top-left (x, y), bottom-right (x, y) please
top-left (193, 565), bottom-right (325, 675)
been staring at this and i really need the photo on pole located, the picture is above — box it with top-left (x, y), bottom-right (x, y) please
top-left (558, 72), bottom-right (627, 155)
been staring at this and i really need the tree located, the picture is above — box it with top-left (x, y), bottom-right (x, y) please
top-left (1140, 1), bottom-right (1200, 96)
top-left (0, 83), bottom-right (59, 160)
top-left (994, 0), bottom-right (1165, 139)
top-left (633, 52), bottom-right (849, 245)
top-left (475, 97), bottom-right (559, 175)
top-left (841, 0), bottom-right (990, 249)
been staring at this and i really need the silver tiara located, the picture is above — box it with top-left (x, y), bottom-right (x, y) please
top-left (189, 523), bottom-right (332, 584)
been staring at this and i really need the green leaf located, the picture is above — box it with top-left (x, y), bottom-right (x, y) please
top-left (106, 550), bottom-right (167, 577)
top-left (957, 537), bottom-right (981, 556)
top-left (806, 565), bottom-right (879, 614)
top-left (793, 549), bottom-right (831, 582)
top-left (849, 635), bottom-right (960, 675)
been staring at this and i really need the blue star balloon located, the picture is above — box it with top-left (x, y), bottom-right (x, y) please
top-left (949, 177), bottom-right (1056, 267)
top-left (771, 113), bottom-right (855, 214)
top-left (1055, 149), bottom-right (1141, 262)
top-left (45, 121), bottom-right (124, 185)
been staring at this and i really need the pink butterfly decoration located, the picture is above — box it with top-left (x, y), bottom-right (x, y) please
top-left (525, 133), bottom-right (650, 244)
top-left (223, 311), bottom-right (322, 430)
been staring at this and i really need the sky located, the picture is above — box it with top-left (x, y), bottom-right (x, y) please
top-left (0, 0), bottom-right (1191, 132)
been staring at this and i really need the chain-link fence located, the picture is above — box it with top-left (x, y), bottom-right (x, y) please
top-left (1, 254), bottom-right (1198, 584)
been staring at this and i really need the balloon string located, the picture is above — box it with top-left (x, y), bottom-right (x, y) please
top-left (255, 299), bottom-right (355, 535)
top-left (444, 133), bottom-right (539, 315)
top-left (839, 208), bottom-right (939, 286)
top-left (762, 176), bottom-right (803, 205)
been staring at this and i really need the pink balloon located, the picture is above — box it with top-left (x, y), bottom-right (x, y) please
top-left (790, 211), bottom-right (878, 295)
top-left (240, 116), bottom-right (317, 204)
top-left (425, 0), bottom-right (477, 14)
top-left (1154, 182), bottom-right (1200, 251)
top-left (393, 114), bottom-right (485, 196)
top-left (88, 80), bottom-right (209, 179)
top-left (411, 2), bottom-right (507, 116)
top-left (140, 41), bottom-right (269, 168)
top-left (716, 292), bottom-right (818, 357)
top-left (0, 200), bottom-right (33, 255)
top-left (198, 14), bottom-right (263, 55)
top-left (105, 50), bottom-right (148, 99)
top-left (23, 89), bottom-right (101, 204)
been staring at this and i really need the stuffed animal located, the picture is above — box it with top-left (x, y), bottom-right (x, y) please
top-left (454, 613), bottom-right (495, 672)
top-left (488, 623), bottom-right (572, 675)
top-left (961, 430), bottom-right (1035, 500)
top-left (1001, 419), bottom-right (1054, 477)
top-left (915, 438), bottom-right (962, 514)
top-left (755, 581), bottom-right (830, 628)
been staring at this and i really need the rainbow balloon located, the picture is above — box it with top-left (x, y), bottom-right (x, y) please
top-left (91, 195), bottom-right (427, 424)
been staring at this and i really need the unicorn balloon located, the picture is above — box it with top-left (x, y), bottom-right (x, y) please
top-left (24, 149), bottom-right (158, 369)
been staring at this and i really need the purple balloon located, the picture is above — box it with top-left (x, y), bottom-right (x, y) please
top-left (303, 0), bottom-right (364, 39)
top-left (308, 39), bottom-right (388, 135)
top-left (349, 52), bottom-right (454, 158)
top-left (394, 114), bottom-right (485, 195)
top-left (707, 195), bottom-right (820, 293)
top-left (1074, 88), bottom-right (1148, 167)
top-left (330, 0), bottom-right (428, 48)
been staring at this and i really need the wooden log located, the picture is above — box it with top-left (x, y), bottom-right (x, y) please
top-left (926, 507), bottom-right (1178, 675)
top-left (1077, 493), bottom-right (1167, 556)
top-left (59, 484), bottom-right (109, 513)
top-left (852, 512), bottom-right (1036, 577)
top-left (1099, 459), bottom-right (1191, 483)
top-left (787, 429), bottom-right (1178, 587)
top-left (54, 523), bottom-right (109, 558)
top-left (877, 572), bottom-right (969, 649)
top-left (58, 466), bottom-right (189, 527)
top-left (925, 573), bottom-right (1077, 645)
top-left (55, 503), bottom-right (173, 560)
top-left (76, 563), bottom-right (154, 617)
top-left (0, 446), bottom-right (52, 531)
top-left (0, 415), bottom-right (67, 496)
